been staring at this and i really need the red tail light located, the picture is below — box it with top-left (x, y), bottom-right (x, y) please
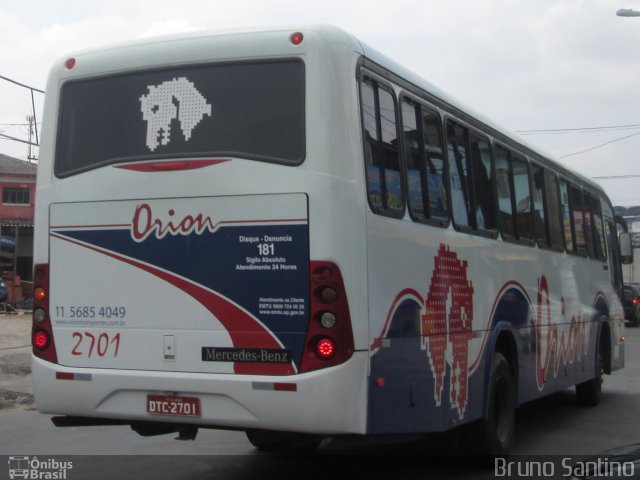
top-left (633, 298), bottom-right (638, 305)
top-left (299, 261), bottom-right (354, 372)
top-left (32, 264), bottom-right (58, 363)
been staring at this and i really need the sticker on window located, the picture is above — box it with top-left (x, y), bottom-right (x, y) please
top-left (139, 77), bottom-right (212, 151)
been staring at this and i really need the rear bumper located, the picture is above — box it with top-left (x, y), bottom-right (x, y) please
top-left (32, 351), bottom-right (369, 435)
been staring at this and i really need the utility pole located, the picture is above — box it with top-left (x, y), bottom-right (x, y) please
top-left (26, 115), bottom-right (36, 162)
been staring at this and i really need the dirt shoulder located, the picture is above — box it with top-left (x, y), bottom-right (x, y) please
top-left (0, 312), bottom-right (35, 411)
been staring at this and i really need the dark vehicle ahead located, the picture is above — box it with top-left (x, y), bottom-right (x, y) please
top-left (623, 284), bottom-right (640, 327)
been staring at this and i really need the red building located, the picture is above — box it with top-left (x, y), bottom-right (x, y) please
top-left (0, 154), bottom-right (37, 297)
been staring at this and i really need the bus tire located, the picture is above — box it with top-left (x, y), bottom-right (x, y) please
top-left (474, 352), bottom-right (516, 457)
top-left (458, 351), bottom-right (515, 456)
top-left (576, 335), bottom-right (604, 407)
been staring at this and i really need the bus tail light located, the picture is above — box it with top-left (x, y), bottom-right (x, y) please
top-left (32, 264), bottom-right (58, 364)
top-left (299, 261), bottom-right (354, 373)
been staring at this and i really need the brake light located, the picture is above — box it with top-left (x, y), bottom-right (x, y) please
top-left (300, 261), bottom-right (354, 372)
top-left (633, 298), bottom-right (638, 305)
top-left (33, 330), bottom-right (50, 350)
top-left (316, 338), bottom-right (335, 359)
top-left (32, 264), bottom-right (58, 363)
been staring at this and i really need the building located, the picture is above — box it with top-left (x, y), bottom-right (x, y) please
top-left (0, 154), bottom-right (37, 299)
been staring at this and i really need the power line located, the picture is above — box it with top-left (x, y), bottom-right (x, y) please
top-left (516, 123), bottom-right (640, 134)
top-left (593, 174), bottom-right (640, 180)
top-left (0, 75), bottom-right (44, 93)
top-left (559, 131), bottom-right (640, 159)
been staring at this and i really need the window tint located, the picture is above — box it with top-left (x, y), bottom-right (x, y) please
top-left (590, 195), bottom-right (607, 260)
top-left (423, 110), bottom-right (448, 223)
top-left (560, 180), bottom-right (575, 253)
top-left (531, 164), bottom-right (548, 246)
top-left (362, 78), bottom-right (403, 215)
top-left (544, 171), bottom-right (564, 251)
top-left (569, 185), bottom-right (587, 256)
top-left (56, 59), bottom-right (305, 176)
top-left (512, 155), bottom-right (534, 241)
top-left (470, 133), bottom-right (496, 231)
top-left (402, 99), bottom-right (448, 224)
top-left (445, 120), bottom-right (496, 233)
top-left (447, 121), bottom-right (473, 228)
top-left (583, 193), bottom-right (596, 258)
top-left (495, 146), bottom-right (516, 238)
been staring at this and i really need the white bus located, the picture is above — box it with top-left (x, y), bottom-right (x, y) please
top-left (32, 25), bottom-right (629, 455)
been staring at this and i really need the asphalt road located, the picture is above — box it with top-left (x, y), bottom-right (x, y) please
top-left (1, 315), bottom-right (640, 479)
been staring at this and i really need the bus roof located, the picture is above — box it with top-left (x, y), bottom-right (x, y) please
top-left (50, 24), bottom-right (605, 198)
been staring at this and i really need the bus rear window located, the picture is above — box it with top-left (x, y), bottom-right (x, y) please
top-left (55, 59), bottom-right (305, 177)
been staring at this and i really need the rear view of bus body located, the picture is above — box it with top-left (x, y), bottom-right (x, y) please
top-left (32, 26), bottom-right (625, 452)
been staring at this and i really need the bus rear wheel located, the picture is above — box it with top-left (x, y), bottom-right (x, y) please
top-left (576, 336), bottom-right (604, 407)
top-left (482, 352), bottom-right (516, 455)
top-left (457, 351), bottom-right (515, 456)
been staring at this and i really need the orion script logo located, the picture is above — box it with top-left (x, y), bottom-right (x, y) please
top-left (8, 456), bottom-right (73, 479)
top-left (131, 203), bottom-right (216, 242)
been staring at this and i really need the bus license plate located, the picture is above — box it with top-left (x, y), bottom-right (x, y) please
top-left (147, 395), bottom-right (201, 417)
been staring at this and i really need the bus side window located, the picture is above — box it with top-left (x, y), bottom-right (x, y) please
top-left (401, 98), bottom-right (448, 226)
top-left (569, 185), bottom-right (588, 256)
top-left (469, 133), bottom-right (497, 232)
top-left (401, 99), bottom-right (425, 220)
top-left (511, 155), bottom-right (534, 242)
top-left (495, 145), bottom-right (516, 239)
top-left (583, 193), bottom-right (597, 259)
top-left (592, 197), bottom-right (607, 261)
top-left (544, 171), bottom-right (564, 251)
top-left (531, 163), bottom-right (548, 246)
top-left (422, 109), bottom-right (448, 224)
top-left (361, 78), bottom-right (403, 215)
top-left (559, 180), bottom-right (575, 254)
top-left (446, 120), bottom-right (475, 229)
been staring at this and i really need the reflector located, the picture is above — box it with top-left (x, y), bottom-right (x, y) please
top-left (290, 32), bottom-right (304, 45)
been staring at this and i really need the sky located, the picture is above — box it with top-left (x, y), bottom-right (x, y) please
top-left (1, 0), bottom-right (639, 206)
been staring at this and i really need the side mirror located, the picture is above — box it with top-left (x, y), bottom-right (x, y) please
top-left (620, 232), bottom-right (633, 264)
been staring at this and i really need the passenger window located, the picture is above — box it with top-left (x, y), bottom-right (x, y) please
top-left (569, 185), bottom-right (587, 256)
top-left (401, 98), bottom-right (448, 225)
top-left (445, 120), bottom-right (497, 234)
top-left (588, 195), bottom-right (606, 260)
top-left (583, 193), bottom-right (596, 258)
top-left (361, 78), bottom-right (403, 215)
top-left (544, 171), bottom-right (564, 251)
top-left (402, 100), bottom-right (424, 219)
top-left (512, 155), bottom-right (534, 241)
top-left (422, 110), bottom-right (448, 223)
top-left (592, 197), bottom-right (607, 261)
top-left (470, 133), bottom-right (497, 231)
top-left (531, 164), bottom-right (548, 246)
top-left (559, 180), bottom-right (575, 253)
top-left (495, 146), bottom-right (516, 238)
top-left (446, 121), bottom-right (473, 229)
